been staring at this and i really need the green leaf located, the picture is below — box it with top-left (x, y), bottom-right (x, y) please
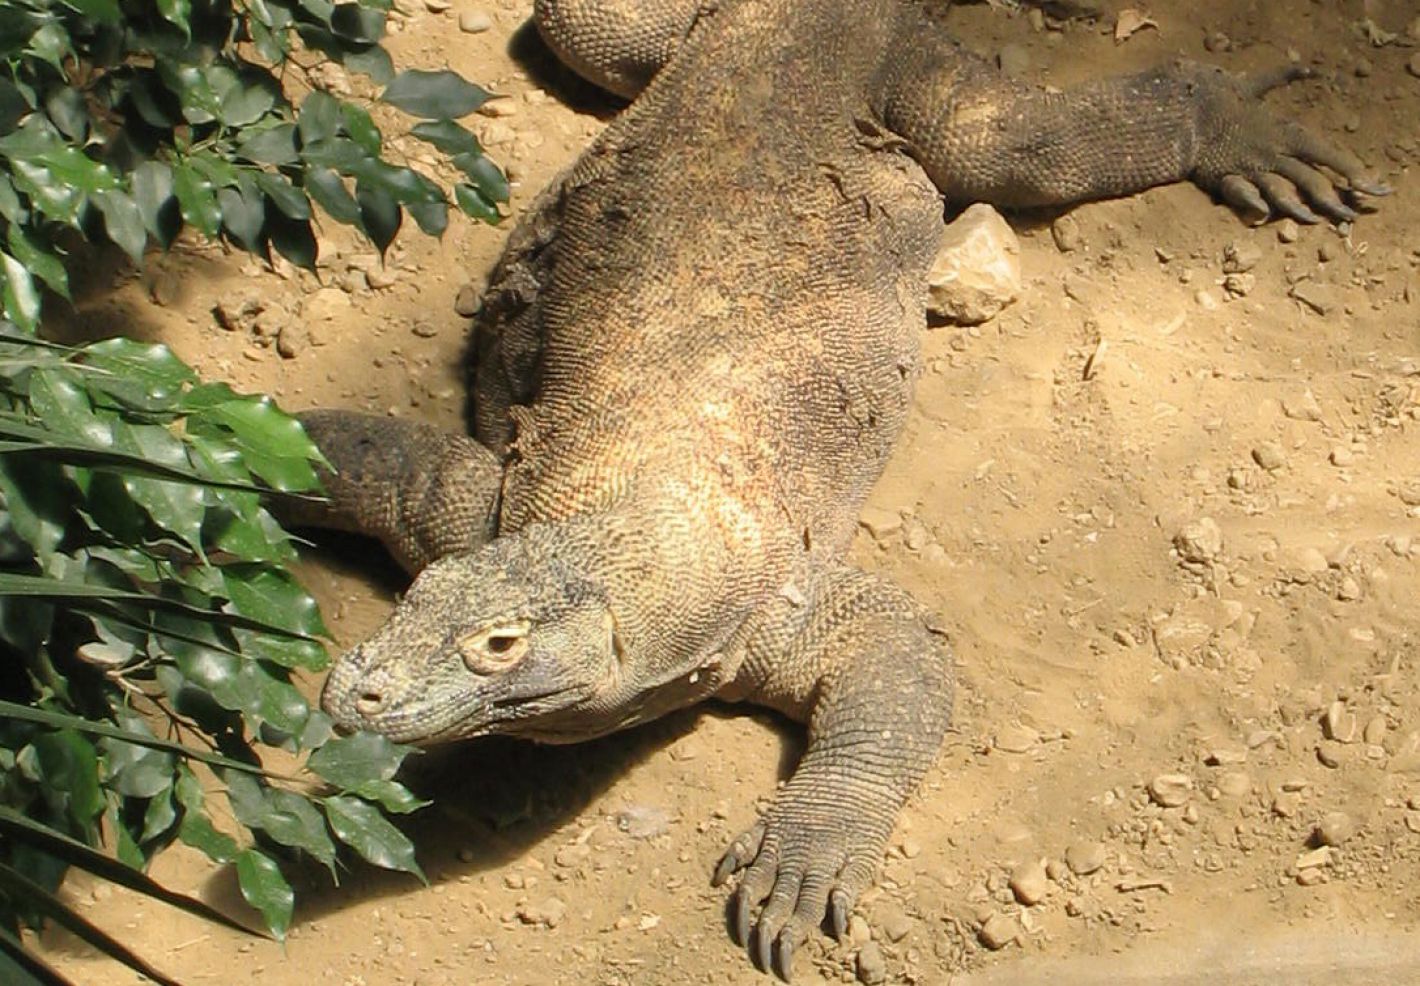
top-left (4, 227), bottom-right (67, 300)
top-left (255, 172), bottom-right (311, 221)
top-left (58, 0), bottom-right (121, 25)
top-left (409, 119), bottom-right (481, 157)
top-left (234, 627), bottom-right (327, 670)
top-left (341, 44), bottom-right (394, 85)
top-left (356, 179), bottom-right (400, 254)
top-left (454, 182), bottom-right (499, 224)
top-left (221, 564), bottom-right (327, 638)
top-left (28, 368), bottom-right (111, 446)
top-left (324, 795), bottom-right (423, 878)
top-left (111, 420), bottom-right (206, 553)
top-left (306, 731), bottom-right (411, 788)
top-left (298, 90), bottom-right (340, 145)
top-left (238, 124), bottom-right (300, 166)
top-left (226, 773), bottom-right (336, 874)
top-left (44, 85), bottom-right (89, 142)
top-left (94, 190), bottom-right (148, 263)
top-left (218, 183), bottom-right (266, 253)
top-left (102, 735), bottom-right (174, 799)
top-left (406, 199), bottom-right (448, 237)
top-left (79, 336), bottom-right (198, 404)
top-left (339, 101), bottom-right (381, 157)
top-left (381, 69), bottom-right (489, 118)
top-left (235, 849), bottom-right (293, 940)
top-left (141, 786), bottom-right (178, 843)
top-left (0, 701), bottom-right (269, 775)
top-left (172, 162), bottom-right (220, 238)
top-left (130, 161), bottom-right (181, 246)
top-left (265, 210), bottom-right (317, 271)
top-left (304, 167), bottom-right (360, 225)
top-left (0, 456), bottom-right (68, 561)
top-left (330, 3), bottom-right (386, 43)
top-left (350, 779), bottom-right (428, 814)
top-left (195, 396), bottom-right (322, 492)
top-left (453, 152), bottom-right (509, 204)
top-left (1, 251), bottom-right (41, 331)
top-left (29, 730), bottom-right (105, 839)
top-left (156, 0), bottom-right (192, 36)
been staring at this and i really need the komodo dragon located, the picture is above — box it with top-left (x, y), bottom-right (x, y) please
top-left (292, 0), bottom-right (1385, 976)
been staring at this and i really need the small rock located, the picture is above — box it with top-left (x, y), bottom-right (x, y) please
top-left (1330, 447), bottom-right (1354, 467)
top-left (977, 913), bottom-right (1020, 951)
top-left (1252, 442), bottom-right (1287, 471)
top-left (859, 506), bottom-right (902, 541)
top-left (1217, 772), bottom-right (1251, 798)
top-left (1148, 773), bottom-right (1192, 808)
top-left (458, 9), bottom-right (492, 32)
top-left (1296, 867), bottom-right (1325, 887)
top-left (1009, 859), bottom-right (1050, 906)
top-left (1065, 841), bottom-right (1105, 876)
top-left (1314, 812), bottom-right (1355, 847)
top-left (553, 842), bottom-right (591, 868)
top-left (454, 281), bottom-right (484, 317)
top-left (367, 266), bottom-right (398, 290)
top-left (1282, 390), bottom-right (1323, 422)
top-left (303, 286), bottom-right (351, 322)
top-left (615, 805), bottom-right (670, 840)
top-left (1051, 215), bottom-right (1083, 253)
top-left (276, 326), bottom-right (302, 359)
top-left (1363, 716), bottom-right (1387, 746)
top-left (1324, 701), bottom-right (1357, 743)
top-left (516, 897), bottom-right (567, 928)
top-left (423, 0), bottom-right (451, 11)
top-left (855, 942), bottom-right (886, 985)
top-left (1174, 517), bottom-right (1223, 563)
top-left (1336, 576), bottom-right (1362, 602)
top-left (213, 295), bottom-right (263, 331)
top-left (1276, 219), bottom-right (1300, 244)
top-left (1222, 272), bottom-right (1255, 298)
top-left (846, 914), bottom-right (872, 946)
top-left (926, 204), bottom-right (1021, 326)
top-left (1409, 53), bottom-right (1420, 79)
top-left (1316, 741), bottom-right (1344, 769)
top-left (1222, 240), bottom-right (1261, 274)
top-left (878, 904), bottom-right (913, 943)
top-left (1272, 792), bottom-right (1301, 818)
top-left (411, 320), bottom-right (439, 339)
top-left (994, 724), bottom-right (1038, 754)
top-left (1290, 281), bottom-right (1337, 316)
top-left (1295, 847), bottom-right (1333, 870)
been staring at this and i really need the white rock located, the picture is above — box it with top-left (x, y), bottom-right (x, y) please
top-left (926, 204), bottom-right (1021, 326)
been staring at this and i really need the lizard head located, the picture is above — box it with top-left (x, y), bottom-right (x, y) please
top-left (320, 532), bottom-right (624, 745)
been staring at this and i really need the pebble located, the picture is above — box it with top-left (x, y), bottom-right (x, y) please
top-left (1363, 716), bottom-right (1387, 747)
top-left (1251, 442), bottom-right (1287, 471)
top-left (276, 326), bottom-right (301, 359)
top-left (1282, 390), bottom-right (1323, 421)
top-left (846, 914), bottom-right (872, 946)
top-left (1272, 792), bottom-right (1301, 818)
top-left (1290, 281), bottom-right (1337, 316)
top-left (1409, 53), bottom-right (1420, 79)
top-left (423, 0), bottom-right (451, 11)
top-left (1174, 517), bottom-right (1223, 563)
top-left (1276, 219), bottom-right (1300, 244)
top-left (859, 506), bottom-right (902, 541)
top-left (1316, 741), bottom-right (1343, 769)
top-left (1222, 240), bottom-right (1261, 274)
top-left (1148, 773), bottom-right (1193, 808)
top-left (1065, 841), bottom-right (1106, 876)
top-left (855, 942), bottom-right (886, 984)
top-left (515, 897), bottom-right (567, 928)
top-left (454, 281), bottom-right (484, 317)
top-left (368, 266), bottom-right (397, 290)
top-left (926, 204), bottom-right (1021, 325)
top-left (1295, 847), bottom-right (1333, 870)
top-left (1330, 446), bottom-right (1354, 467)
top-left (994, 724), bottom-right (1038, 754)
top-left (977, 913), bottom-right (1020, 951)
top-left (149, 270), bottom-right (182, 307)
top-left (1051, 215), bottom-right (1083, 253)
top-left (1009, 859), bottom-right (1050, 906)
top-left (303, 286), bottom-right (351, 321)
top-left (459, 9), bottom-right (492, 32)
top-left (1324, 701), bottom-right (1357, 744)
top-left (615, 805), bottom-right (670, 840)
top-left (878, 904), bottom-right (913, 943)
top-left (1314, 811), bottom-right (1355, 847)
top-left (1336, 576), bottom-right (1362, 602)
top-left (1216, 771), bottom-right (1251, 798)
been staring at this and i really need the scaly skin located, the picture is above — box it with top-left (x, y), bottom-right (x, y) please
top-left (293, 0), bottom-right (1385, 978)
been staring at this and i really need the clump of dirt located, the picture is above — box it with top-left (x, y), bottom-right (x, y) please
top-left (36, 1), bottom-right (1420, 984)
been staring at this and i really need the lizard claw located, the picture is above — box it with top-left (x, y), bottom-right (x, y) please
top-left (1189, 62), bottom-right (1388, 226)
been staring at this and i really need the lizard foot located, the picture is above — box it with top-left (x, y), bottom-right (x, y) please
top-left (712, 787), bottom-right (889, 980)
top-left (1189, 62), bottom-right (1391, 225)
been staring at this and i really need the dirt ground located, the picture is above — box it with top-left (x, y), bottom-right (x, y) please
top-left (33, 0), bottom-right (1420, 983)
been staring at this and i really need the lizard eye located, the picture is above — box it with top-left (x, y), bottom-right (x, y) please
top-left (457, 620), bottom-right (531, 674)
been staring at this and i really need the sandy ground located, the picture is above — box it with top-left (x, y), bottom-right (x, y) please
top-left (34, 0), bottom-right (1420, 983)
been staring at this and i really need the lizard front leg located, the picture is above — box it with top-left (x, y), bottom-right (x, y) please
top-left (279, 410), bottom-right (503, 576)
top-left (714, 567), bottom-right (953, 979)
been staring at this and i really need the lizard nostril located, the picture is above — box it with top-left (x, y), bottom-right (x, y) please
top-left (355, 691), bottom-right (386, 716)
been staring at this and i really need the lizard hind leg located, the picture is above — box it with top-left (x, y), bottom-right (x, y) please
top-left (532, 0), bottom-right (703, 99)
top-left (278, 410), bottom-right (503, 576)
